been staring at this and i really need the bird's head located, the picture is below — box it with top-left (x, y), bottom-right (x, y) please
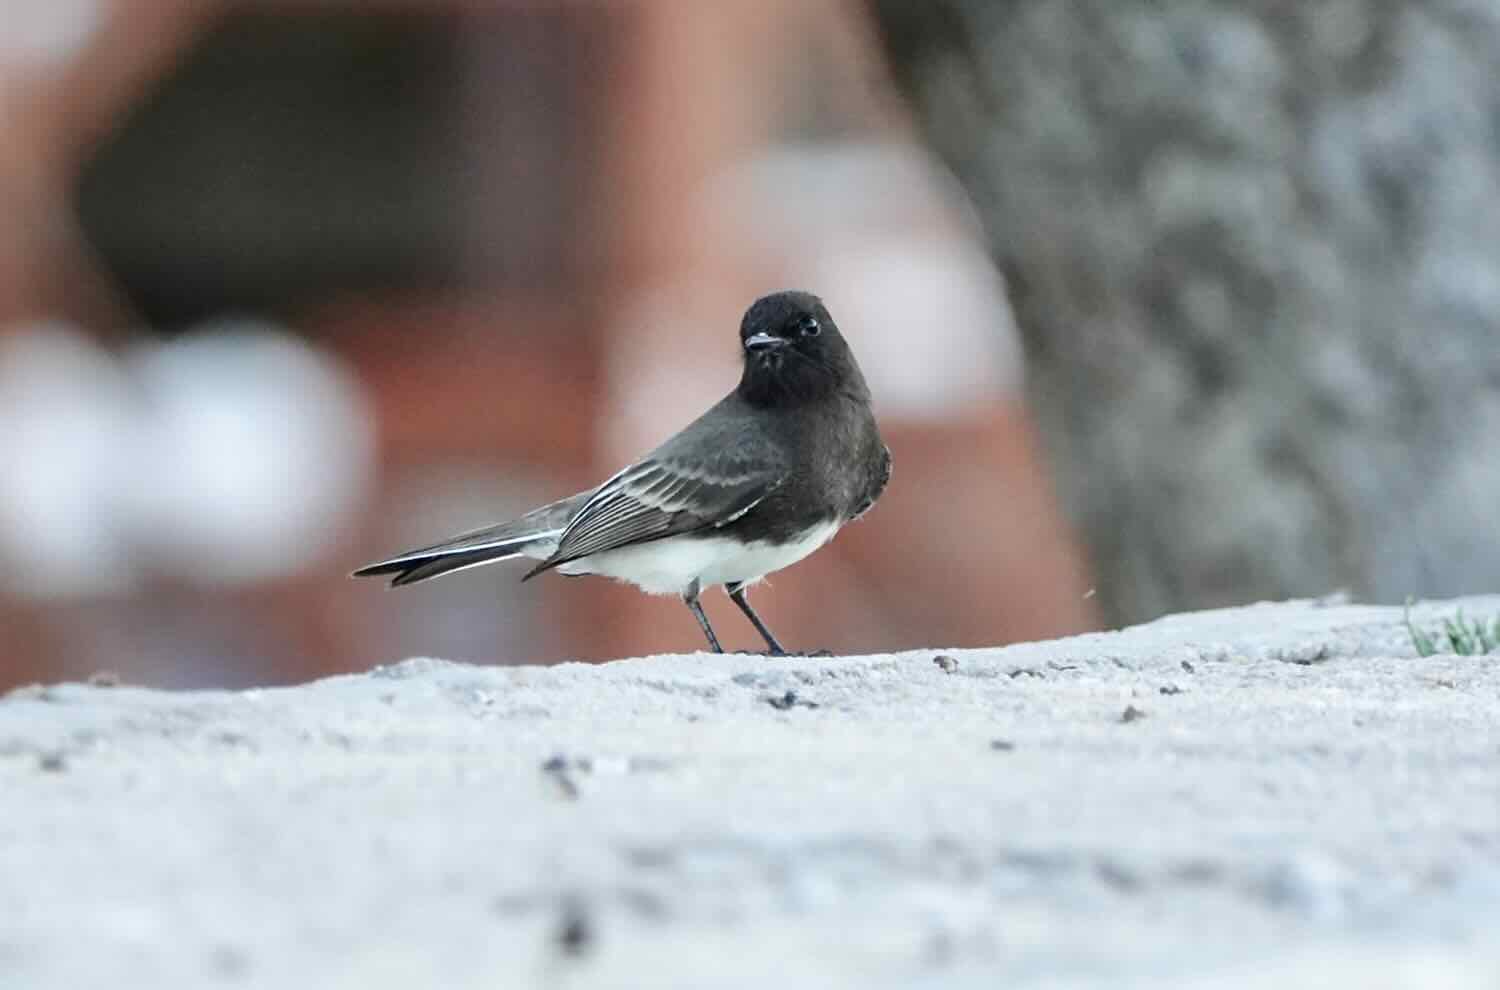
top-left (736, 291), bottom-right (868, 407)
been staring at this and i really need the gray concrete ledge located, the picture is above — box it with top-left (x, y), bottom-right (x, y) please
top-left (2, 597), bottom-right (1498, 988)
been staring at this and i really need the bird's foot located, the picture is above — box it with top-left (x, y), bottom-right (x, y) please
top-left (736, 648), bottom-right (834, 659)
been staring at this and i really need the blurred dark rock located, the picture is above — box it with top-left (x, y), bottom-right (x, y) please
top-left (870, 2), bottom-right (1500, 624)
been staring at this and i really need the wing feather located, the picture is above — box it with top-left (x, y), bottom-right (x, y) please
top-left (525, 406), bottom-right (786, 578)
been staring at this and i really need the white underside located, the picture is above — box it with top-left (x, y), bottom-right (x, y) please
top-left (555, 520), bottom-right (841, 596)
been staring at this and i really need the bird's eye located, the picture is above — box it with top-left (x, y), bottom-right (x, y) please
top-left (797, 315), bottom-right (821, 337)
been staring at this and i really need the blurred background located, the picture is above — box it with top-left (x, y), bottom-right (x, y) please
top-left (2, 0), bottom-right (1496, 690)
top-left (0, 0), bottom-right (1095, 688)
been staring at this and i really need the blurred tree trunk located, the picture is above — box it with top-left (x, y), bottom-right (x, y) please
top-left (869, 1), bottom-right (1500, 624)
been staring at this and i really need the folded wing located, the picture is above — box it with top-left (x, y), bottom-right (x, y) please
top-left (525, 406), bottom-right (785, 577)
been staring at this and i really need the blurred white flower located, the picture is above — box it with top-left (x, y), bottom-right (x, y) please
top-left (0, 0), bottom-right (101, 63)
top-left (122, 319), bottom-right (375, 585)
top-left (0, 322), bottom-right (137, 597)
top-left (0, 318), bottom-right (375, 599)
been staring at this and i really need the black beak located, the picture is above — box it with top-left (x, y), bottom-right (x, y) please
top-left (744, 332), bottom-right (786, 353)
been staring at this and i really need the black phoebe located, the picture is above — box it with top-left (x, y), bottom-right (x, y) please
top-left (353, 290), bottom-right (891, 655)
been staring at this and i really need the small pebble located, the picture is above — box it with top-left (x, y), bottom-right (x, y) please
top-left (541, 755), bottom-right (580, 799)
top-left (556, 901), bottom-right (593, 958)
top-left (933, 654), bottom-right (959, 674)
top-left (989, 739), bottom-right (1015, 752)
top-left (1120, 705), bottom-right (1147, 724)
top-left (209, 944), bottom-right (251, 979)
top-left (37, 751), bottom-right (67, 773)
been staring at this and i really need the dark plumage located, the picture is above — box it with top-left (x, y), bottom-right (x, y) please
top-left (353, 290), bottom-right (891, 655)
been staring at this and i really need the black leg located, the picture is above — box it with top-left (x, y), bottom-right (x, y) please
top-left (683, 581), bottom-right (723, 653)
top-left (726, 582), bottom-right (786, 656)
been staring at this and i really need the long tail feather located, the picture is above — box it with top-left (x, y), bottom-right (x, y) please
top-left (386, 546), bottom-right (530, 586)
top-left (352, 491), bottom-right (589, 588)
top-left (352, 529), bottom-right (559, 588)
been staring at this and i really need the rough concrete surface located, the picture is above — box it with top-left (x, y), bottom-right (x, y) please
top-left (2, 597), bottom-right (1498, 988)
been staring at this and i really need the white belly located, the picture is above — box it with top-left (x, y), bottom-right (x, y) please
top-left (557, 520), bottom-right (841, 596)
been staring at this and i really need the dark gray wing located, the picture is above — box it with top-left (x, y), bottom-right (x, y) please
top-left (851, 444), bottom-right (892, 521)
top-left (525, 398), bottom-right (785, 576)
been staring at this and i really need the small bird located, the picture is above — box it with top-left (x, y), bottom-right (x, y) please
top-left (353, 290), bottom-right (891, 655)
